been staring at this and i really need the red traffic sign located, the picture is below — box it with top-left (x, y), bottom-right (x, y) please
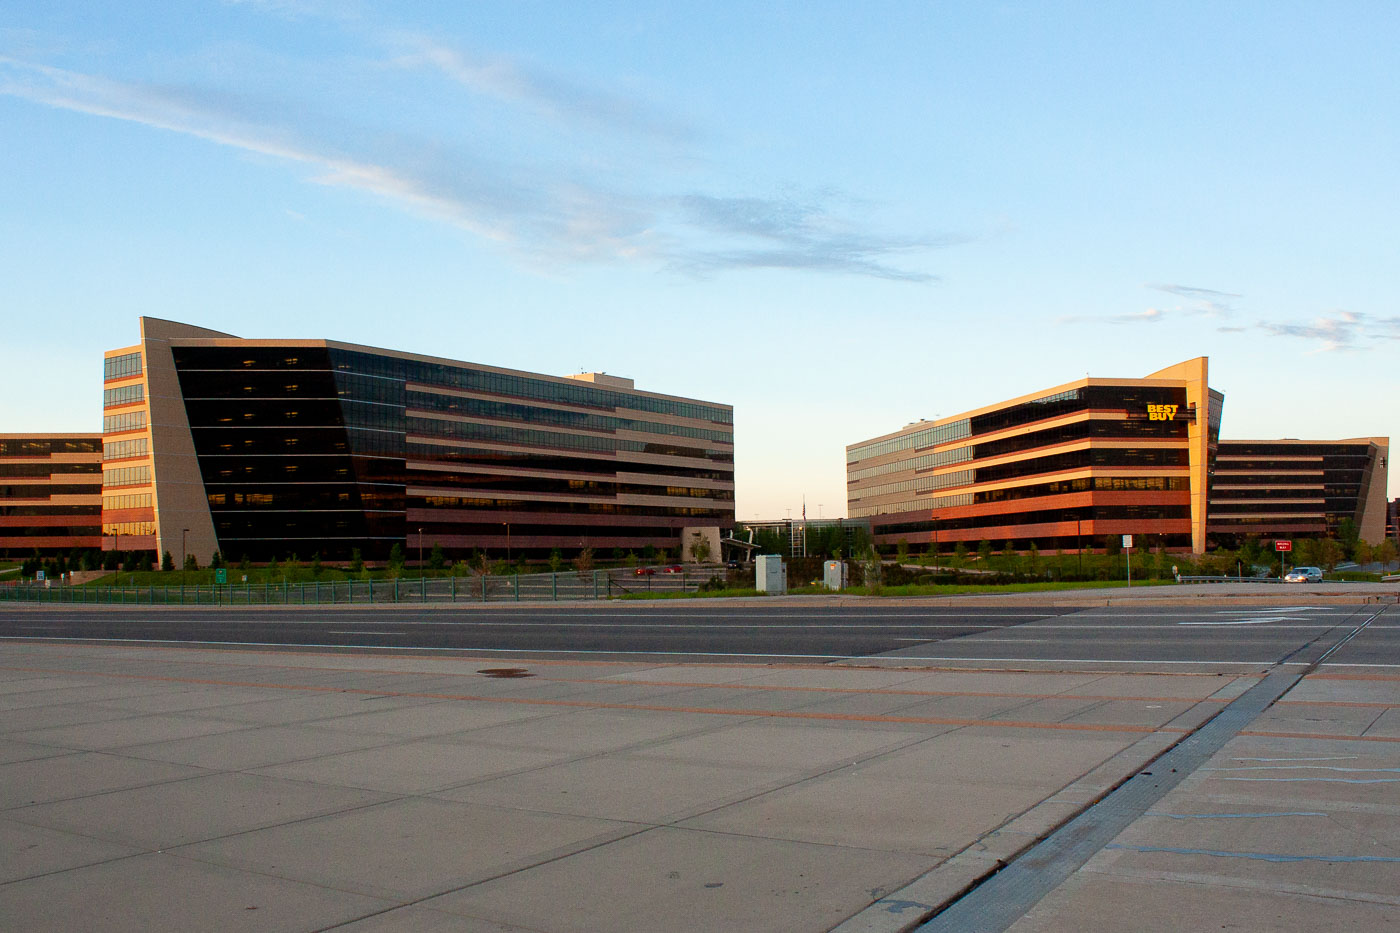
top-left (1275, 540), bottom-right (1293, 552)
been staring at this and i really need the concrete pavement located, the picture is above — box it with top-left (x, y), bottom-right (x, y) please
top-left (0, 600), bottom-right (1394, 931)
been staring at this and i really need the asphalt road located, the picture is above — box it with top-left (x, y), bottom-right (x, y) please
top-left (0, 602), bottom-right (1394, 667)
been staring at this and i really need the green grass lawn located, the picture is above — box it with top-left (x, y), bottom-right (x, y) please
top-left (611, 578), bottom-right (1178, 600)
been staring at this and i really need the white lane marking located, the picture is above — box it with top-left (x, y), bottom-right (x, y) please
top-left (1206, 766), bottom-right (1400, 773)
top-left (1179, 617), bottom-right (1297, 626)
top-left (1234, 756), bottom-right (1358, 762)
top-left (324, 631), bottom-right (407, 636)
top-left (1223, 777), bottom-right (1400, 784)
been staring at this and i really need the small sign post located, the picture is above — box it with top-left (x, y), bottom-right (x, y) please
top-left (1122, 535), bottom-right (1133, 587)
top-left (1275, 540), bottom-right (1292, 579)
top-left (215, 568), bottom-right (227, 585)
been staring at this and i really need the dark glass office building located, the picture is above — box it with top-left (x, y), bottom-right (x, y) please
top-left (1206, 438), bottom-right (1390, 548)
top-left (103, 318), bottom-right (734, 563)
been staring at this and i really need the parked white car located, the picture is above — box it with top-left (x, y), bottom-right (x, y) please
top-left (1284, 566), bottom-right (1323, 583)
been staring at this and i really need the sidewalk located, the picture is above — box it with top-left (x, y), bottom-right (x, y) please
top-left (0, 640), bottom-right (1252, 932)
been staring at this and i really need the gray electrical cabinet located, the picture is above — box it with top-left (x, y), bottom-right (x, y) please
top-left (823, 560), bottom-right (848, 590)
top-left (756, 554), bottom-right (787, 594)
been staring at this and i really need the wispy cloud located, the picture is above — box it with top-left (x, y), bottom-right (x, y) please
top-left (0, 55), bottom-right (943, 279)
top-left (1148, 283), bottom-right (1240, 317)
top-left (1059, 307), bottom-right (1166, 325)
top-left (1060, 283), bottom-right (1240, 326)
top-left (388, 32), bottom-right (694, 143)
top-left (1256, 311), bottom-right (1400, 352)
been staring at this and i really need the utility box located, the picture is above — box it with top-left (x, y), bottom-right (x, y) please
top-left (756, 554), bottom-right (787, 594)
top-left (823, 560), bottom-right (848, 590)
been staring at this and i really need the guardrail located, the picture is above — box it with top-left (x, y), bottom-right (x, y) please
top-left (1176, 575), bottom-right (1280, 584)
top-left (0, 569), bottom-right (711, 605)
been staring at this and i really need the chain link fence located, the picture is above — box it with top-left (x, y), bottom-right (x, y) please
top-left (0, 569), bottom-right (710, 606)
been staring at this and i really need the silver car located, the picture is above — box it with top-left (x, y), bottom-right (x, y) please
top-left (1284, 566), bottom-right (1323, 583)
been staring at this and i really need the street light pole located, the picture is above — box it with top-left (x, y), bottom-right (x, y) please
top-left (418, 527), bottom-right (424, 575)
top-left (504, 522), bottom-right (511, 564)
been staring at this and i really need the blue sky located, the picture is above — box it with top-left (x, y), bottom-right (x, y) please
top-left (2, 1), bottom-right (1397, 517)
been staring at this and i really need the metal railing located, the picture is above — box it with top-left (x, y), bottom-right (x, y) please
top-left (0, 569), bottom-right (708, 605)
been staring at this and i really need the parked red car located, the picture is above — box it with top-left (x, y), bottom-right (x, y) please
top-left (634, 567), bottom-right (656, 576)
top-left (661, 565), bottom-right (684, 574)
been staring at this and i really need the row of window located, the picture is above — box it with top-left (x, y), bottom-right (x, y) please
top-left (104, 352), bottom-right (142, 380)
top-left (847, 419), bottom-right (972, 463)
top-left (103, 522), bottom-right (156, 536)
top-left (848, 446), bottom-right (974, 482)
top-left (413, 498), bottom-right (730, 519)
top-left (871, 503), bottom-right (1192, 534)
top-left (103, 466), bottom-right (151, 487)
top-left (410, 419), bottom-right (730, 463)
top-left (171, 346), bottom-right (732, 425)
top-left (0, 439), bottom-right (100, 456)
top-left (406, 447), bottom-right (731, 481)
top-left (103, 384), bottom-right (145, 408)
top-left (102, 493), bottom-right (153, 511)
top-left (0, 484), bottom-right (98, 499)
top-left (103, 411), bottom-right (148, 434)
top-left (408, 392), bottom-right (733, 443)
top-left (103, 438), bottom-right (148, 461)
top-left (0, 525), bottom-right (101, 536)
top-left (849, 469), bottom-right (976, 502)
top-left (0, 463), bottom-right (100, 477)
top-left (0, 505), bottom-right (100, 517)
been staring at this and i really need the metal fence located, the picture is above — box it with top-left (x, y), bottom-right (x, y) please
top-left (0, 569), bottom-right (708, 606)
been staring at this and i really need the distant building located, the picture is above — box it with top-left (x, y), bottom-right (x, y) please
top-left (100, 317), bottom-right (733, 564)
top-left (1206, 439), bottom-right (1390, 548)
top-left (846, 357), bottom-right (1388, 555)
top-left (0, 434), bottom-right (102, 557)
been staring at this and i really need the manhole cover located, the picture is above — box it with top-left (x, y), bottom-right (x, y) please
top-left (477, 668), bottom-right (533, 678)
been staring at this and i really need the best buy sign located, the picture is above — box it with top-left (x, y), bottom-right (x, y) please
top-left (1146, 404), bottom-right (1179, 421)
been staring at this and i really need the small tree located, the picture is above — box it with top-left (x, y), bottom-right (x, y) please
top-left (895, 538), bottom-right (910, 565)
top-left (1001, 540), bottom-right (1018, 574)
top-left (183, 554), bottom-right (199, 572)
top-left (348, 548), bottom-right (363, 574)
top-left (624, 550), bottom-right (639, 568)
top-left (574, 547), bottom-right (596, 580)
top-left (690, 532), bottom-right (712, 564)
top-left (267, 555), bottom-right (280, 576)
top-left (209, 551), bottom-right (224, 570)
top-left (310, 553), bottom-right (323, 577)
top-left (388, 543), bottom-right (405, 571)
top-left (1354, 539), bottom-right (1373, 566)
top-left (161, 550), bottom-right (175, 572)
top-left (548, 548), bottom-right (563, 573)
top-left (238, 554), bottom-right (251, 572)
top-left (451, 559), bottom-right (472, 578)
top-left (137, 552), bottom-right (153, 572)
top-left (1375, 538), bottom-right (1398, 568)
top-left (952, 542), bottom-right (968, 568)
top-left (641, 544), bottom-right (657, 561)
top-left (1319, 539), bottom-right (1344, 571)
top-left (1026, 542), bottom-right (1042, 576)
top-left (1336, 518), bottom-right (1361, 560)
top-left (429, 542), bottom-right (446, 570)
top-left (977, 540), bottom-right (993, 566)
top-left (860, 544), bottom-right (883, 590)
